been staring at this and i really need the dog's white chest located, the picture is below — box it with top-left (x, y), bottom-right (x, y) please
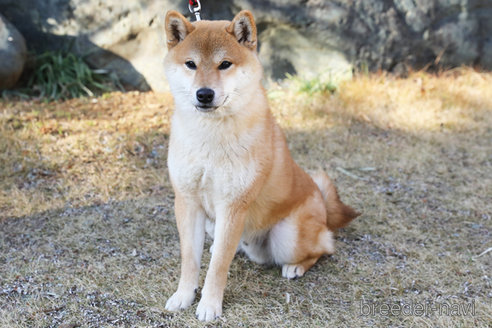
top-left (168, 117), bottom-right (259, 217)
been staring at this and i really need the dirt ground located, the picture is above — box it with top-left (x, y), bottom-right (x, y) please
top-left (1, 69), bottom-right (491, 327)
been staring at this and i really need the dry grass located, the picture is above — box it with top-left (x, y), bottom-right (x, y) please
top-left (1, 68), bottom-right (491, 327)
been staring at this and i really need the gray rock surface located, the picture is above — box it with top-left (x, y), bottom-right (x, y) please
top-left (0, 0), bottom-right (491, 91)
top-left (0, 13), bottom-right (27, 89)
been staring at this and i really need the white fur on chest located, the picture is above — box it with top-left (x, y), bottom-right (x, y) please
top-left (168, 112), bottom-right (261, 218)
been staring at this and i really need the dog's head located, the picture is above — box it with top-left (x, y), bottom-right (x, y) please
top-left (164, 10), bottom-right (263, 116)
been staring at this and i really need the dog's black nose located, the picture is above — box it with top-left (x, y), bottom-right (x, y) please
top-left (196, 88), bottom-right (215, 104)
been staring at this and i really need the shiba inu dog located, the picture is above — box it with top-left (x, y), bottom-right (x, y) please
top-left (163, 9), bottom-right (359, 321)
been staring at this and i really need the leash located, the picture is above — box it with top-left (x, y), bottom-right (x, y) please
top-left (188, 0), bottom-right (202, 21)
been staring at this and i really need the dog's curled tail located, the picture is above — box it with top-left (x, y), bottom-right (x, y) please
top-left (311, 171), bottom-right (360, 231)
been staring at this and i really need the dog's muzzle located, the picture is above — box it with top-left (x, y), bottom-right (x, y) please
top-left (195, 88), bottom-right (218, 112)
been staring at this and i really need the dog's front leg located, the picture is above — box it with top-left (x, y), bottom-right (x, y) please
top-left (165, 193), bottom-right (206, 311)
top-left (196, 204), bottom-right (247, 321)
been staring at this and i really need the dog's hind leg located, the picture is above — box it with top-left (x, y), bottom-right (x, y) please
top-left (270, 192), bottom-right (336, 279)
top-left (278, 227), bottom-right (335, 279)
top-left (165, 193), bottom-right (206, 311)
top-left (281, 256), bottom-right (319, 279)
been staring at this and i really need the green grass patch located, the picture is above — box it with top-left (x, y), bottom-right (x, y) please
top-left (286, 73), bottom-right (338, 95)
top-left (24, 51), bottom-right (121, 100)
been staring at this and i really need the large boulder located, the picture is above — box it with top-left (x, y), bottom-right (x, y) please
top-left (1, 0), bottom-right (491, 91)
top-left (0, 0), bottom-right (165, 91)
top-left (237, 0), bottom-right (492, 72)
top-left (0, 13), bottom-right (27, 89)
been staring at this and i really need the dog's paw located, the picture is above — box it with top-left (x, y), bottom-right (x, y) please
top-left (196, 297), bottom-right (222, 321)
top-left (165, 289), bottom-right (196, 311)
top-left (282, 264), bottom-right (305, 279)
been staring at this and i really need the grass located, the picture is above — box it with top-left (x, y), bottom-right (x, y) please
top-left (5, 51), bottom-right (121, 101)
top-left (1, 68), bottom-right (491, 327)
top-left (286, 73), bottom-right (338, 95)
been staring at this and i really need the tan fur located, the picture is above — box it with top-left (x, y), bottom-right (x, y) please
top-left (163, 10), bottom-right (359, 321)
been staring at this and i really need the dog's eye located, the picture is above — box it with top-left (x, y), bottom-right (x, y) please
top-left (185, 61), bottom-right (197, 70)
top-left (218, 61), bottom-right (232, 70)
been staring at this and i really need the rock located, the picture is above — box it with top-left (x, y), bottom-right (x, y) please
top-left (0, 0), bottom-right (166, 91)
top-left (1, 0), bottom-right (491, 92)
top-left (0, 13), bottom-right (27, 89)
top-left (68, 0), bottom-right (169, 91)
top-left (241, 0), bottom-right (491, 72)
top-left (258, 24), bottom-right (352, 83)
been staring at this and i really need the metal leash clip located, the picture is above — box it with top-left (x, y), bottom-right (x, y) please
top-left (188, 0), bottom-right (201, 21)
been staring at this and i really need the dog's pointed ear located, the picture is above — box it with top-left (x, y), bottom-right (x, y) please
top-left (165, 10), bottom-right (195, 50)
top-left (227, 10), bottom-right (257, 51)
